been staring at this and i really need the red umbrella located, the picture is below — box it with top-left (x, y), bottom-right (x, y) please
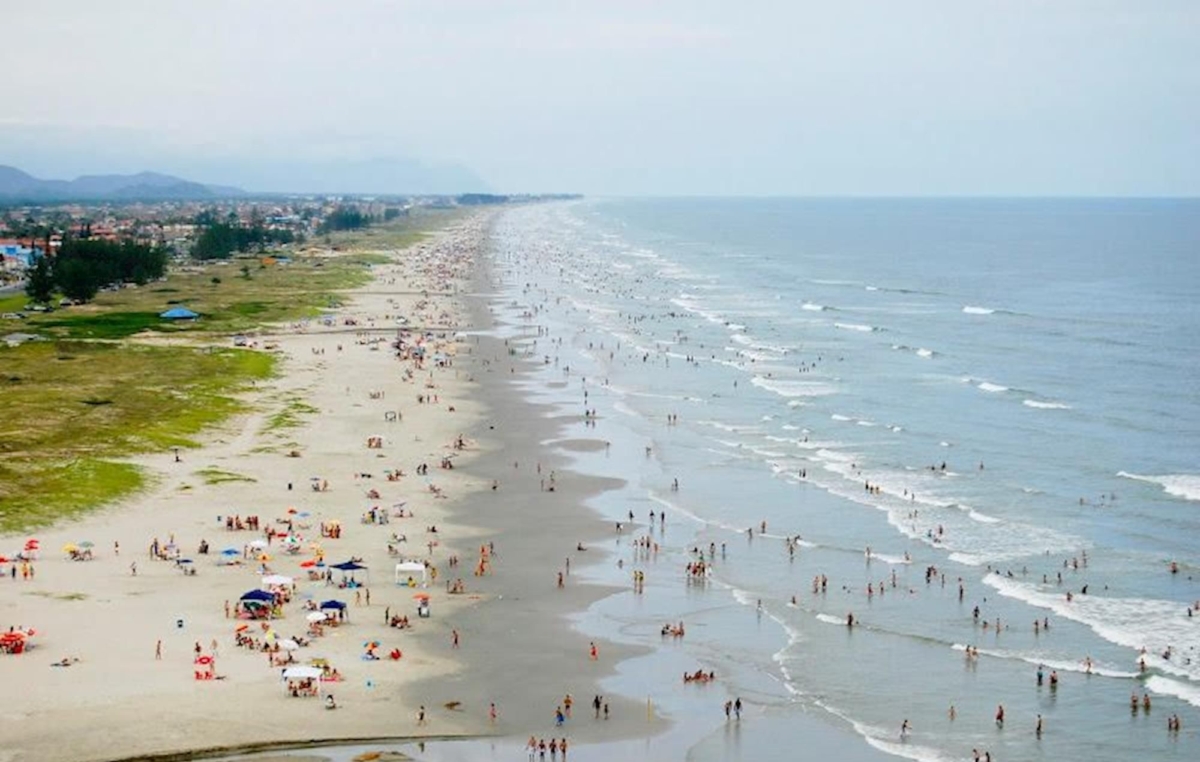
top-left (299, 559), bottom-right (317, 568)
top-left (24, 539), bottom-right (39, 549)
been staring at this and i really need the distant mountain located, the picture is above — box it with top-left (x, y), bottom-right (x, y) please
top-left (0, 166), bottom-right (244, 201)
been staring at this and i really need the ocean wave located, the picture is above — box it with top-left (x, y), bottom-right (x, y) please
top-left (1117, 471), bottom-right (1200, 502)
top-left (1023, 399), bottom-right (1072, 410)
top-left (834, 322), bottom-right (877, 333)
top-left (812, 699), bottom-right (959, 762)
top-left (962, 305), bottom-right (995, 315)
top-left (977, 381), bottom-right (1009, 393)
top-left (982, 575), bottom-right (1200, 683)
top-left (801, 302), bottom-right (826, 312)
top-left (1145, 675), bottom-right (1200, 709)
top-left (751, 377), bottom-right (837, 398)
top-left (915, 348), bottom-right (935, 359)
top-left (815, 613), bottom-right (846, 626)
top-left (949, 644), bottom-right (1139, 679)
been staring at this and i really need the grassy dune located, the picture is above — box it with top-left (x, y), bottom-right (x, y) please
top-left (0, 212), bottom-right (456, 531)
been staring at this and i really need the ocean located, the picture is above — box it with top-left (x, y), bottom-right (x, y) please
top-left (484, 198), bottom-right (1200, 761)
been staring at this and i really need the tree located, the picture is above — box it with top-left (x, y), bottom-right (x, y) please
top-left (24, 256), bottom-right (55, 303)
top-left (55, 257), bottom-right (100, 302)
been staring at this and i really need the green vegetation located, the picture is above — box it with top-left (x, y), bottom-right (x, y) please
top-left (29, 238), bottom-right (168, 304)
top-left (195, 467), bottom-right (258, 485)
top-left (265, 397), bottom-right (319, 433)
top-left (0, 207), bottom-right (457, 533)
top-left (192, 220), bottom-right (296, 260)
top-left (1, 252), bottom-right (375, 339)
top-left (0, 341), bottom-right (274, 530)
top-left (319, 205), bottom-right (371, 233)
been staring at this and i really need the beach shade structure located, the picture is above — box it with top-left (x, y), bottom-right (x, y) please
top-left (240, 589), bottom-right (275, 603)
top-left (62, 543), bottom-right (78, 554)
top-left (278, 638), bottom-right (300, 651)
top-left (77, 541), bottom-right (94, 549)
top-left (281, 665), bottom-right (324, 696)
top-left (394, 561), bottom-right (428, 587)
top-left (220, 548), bottom-right (239, 556)
top-left (160, 307), bottom-right (199, 320)
top-left (261, 574), bottom-right (294, 587)
top-left (305, 611), bottom-right (328, 623)
top-left (299, 560), bottom-right (317, 568)
top-left (330, 561), bottom-right (366, 572)
top-left (248, 539), bottom-right (269, 549)
top-left (319, 600), bottom-right (346, 611)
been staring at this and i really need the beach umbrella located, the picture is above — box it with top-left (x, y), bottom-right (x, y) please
top-left (78, 541), bottom-right (94, 549)
top-left (279, 639), bottom-right (300, 651)
top-left (319, 599), bottom-right (346, 610)
top-left (412, 593), bottom-right (430, 601)
top-left (235, 624), bottom-right (250, 633)
top-left (62, 543), bottom-right (78, 553)
top-left (299, 560), bottom-right (317, 568)
top-left (240, 589), bottom-right (275, 602)
top-left (287, 508), bottom-right (298, 514)
top-left (306, 611), bottom-right (328, 623)
top-left (362, 640), bottom-right (380, 649)
top-left (331, 561), bottom-right (366, 571)
top-left (298, 512), bottom-right (311, 518)
top-left (220, 548), bottom-right (239, 555)
top-left (248, 539), bottom-right (268, 549)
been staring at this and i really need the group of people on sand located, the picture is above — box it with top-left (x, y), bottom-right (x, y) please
top-left (683, 669), bottom-right (715, 683)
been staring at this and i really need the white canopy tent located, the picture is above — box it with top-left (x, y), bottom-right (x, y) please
top-left (261, 574), bottom-right (294, 588)
top-left (281, 665), bottom-right (324, 696)
top-left (394, 561), bottom-right (428, 587)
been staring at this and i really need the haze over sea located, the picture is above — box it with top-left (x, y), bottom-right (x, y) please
top-left (488, 198), bottom-right (1200, 762)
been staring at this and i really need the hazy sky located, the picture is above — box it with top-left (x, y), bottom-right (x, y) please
top-left (2, 0), bottom-right (1197, 195)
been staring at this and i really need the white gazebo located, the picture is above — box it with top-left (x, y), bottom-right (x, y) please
top-left (281, 665), bottom-right (324, 697)
top-left (394, 561), bottom-right (428, 587)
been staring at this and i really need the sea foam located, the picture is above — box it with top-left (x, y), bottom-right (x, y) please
top-left (1118, 471), bottom-right (1200, 502)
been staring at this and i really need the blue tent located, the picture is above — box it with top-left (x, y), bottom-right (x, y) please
top-left (160, 307), bottom-right (199, 320)
top-left (320, 599), bottom-right (347, 610)
top-left (240, 589), bottom-right (274, 602)
top-left (331, 561), bottom-right (366, 571)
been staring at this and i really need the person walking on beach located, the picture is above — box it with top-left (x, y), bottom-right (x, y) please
top-left (489, 702), bottom-right (497, 725)
top-left (593, 694), bottom-right (602, 718)
top-left (724, 700), bottom-right (732, 720)
top-left (589, 641), bottom-right (598, 660)
top-left (130, 561), bottom-right (137, 576)
top-left (734, 698), bottom-right (742, 720)
top-left (1036, 714), bottom-right (1044, 737)
top-left (417, 705), bottom-right (427, 725)
top-left (452, 629), bottom-right (460, 648)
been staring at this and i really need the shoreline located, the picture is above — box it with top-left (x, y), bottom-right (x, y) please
top-left (1, 207), bottom-right (669, 762)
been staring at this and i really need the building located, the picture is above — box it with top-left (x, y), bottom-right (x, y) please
top-left (0, 239), bottom-right (44, 271)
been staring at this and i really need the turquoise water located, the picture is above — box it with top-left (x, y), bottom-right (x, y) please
top-left (487, 198), bottom-right (1200, 761)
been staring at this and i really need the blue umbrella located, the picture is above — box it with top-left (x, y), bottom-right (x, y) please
top-left (240, 589), bottom-right (274, 602)
top-left (320, 599), bottom-right (346, 610)
top-left (220, 548), bottom-right (239, 556)
top-left (331, 561), bottom-right (366, 571)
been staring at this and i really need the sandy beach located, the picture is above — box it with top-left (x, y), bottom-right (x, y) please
top-left (0, 210), bottom-right (651, 762)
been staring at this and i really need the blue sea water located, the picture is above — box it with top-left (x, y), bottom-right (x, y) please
top-left (485, 198), bottom-right (1200, 761)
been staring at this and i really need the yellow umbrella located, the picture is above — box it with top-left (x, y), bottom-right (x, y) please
top-left (258, 554), bottom-right (272, 562)
top-left (62, 543), bottom-right (78, 553)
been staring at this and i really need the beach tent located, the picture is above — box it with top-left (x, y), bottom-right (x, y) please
top-left (281, 665), bottom-right (324, 696)
top-left (160, 307), bottom-right (199, 320)
top-left (394, 561), bottom-right (428, 587)
top-left (261, 574), bottom-right (294, 588)
top-left (319, 599), bottom-right (346, 611)
top-left (330, 561), bottom-right (366, 571)
top-left (240, 589), bottom-right (275, 602)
